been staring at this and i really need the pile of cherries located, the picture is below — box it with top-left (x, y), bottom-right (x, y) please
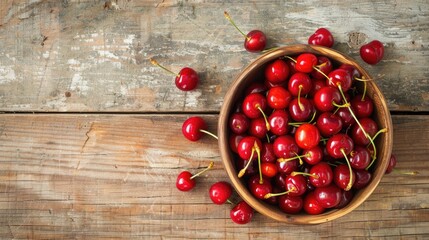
top-left (152, 11), bottom-right (396, 225)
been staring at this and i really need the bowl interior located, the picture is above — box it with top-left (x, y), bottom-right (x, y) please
top-left (218, 44), bottom-right (393, 224)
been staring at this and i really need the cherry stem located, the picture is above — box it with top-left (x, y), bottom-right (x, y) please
top-left (262, 47), bottom-right (280, 53)
top-left (288, 111), bottom-right (317, 127)
top-left (365, 128), bottom-right (388, 170)
top-left (257, 106), bottom-right (271, 131)
top-left (277, 152), bottom-right (308, 165)
top-left (238, 148), bottom-right (255, 178)
top-left (199, 129), bottom-right (219, 140)
top-left (291, 171), bottom-right (318, 178)
top-left (190, 161), bottom-right (214, 180)
top-left (297, 85), bottom-right (305, 111)
top-left (313, 65), bottom-right (330, 80)
top-left (226, 199), bottom-right (235, 205)
top-left (392, 169), bottom-right (420, 175)
top-left (149, 58), bottom-right (179, 77)
top-left (340, 149), bottom-right (354, 191)
top-left (361, 80), bottom-right (367, 101)
top-left (264, 187), bottom-right (297, 199)
top-left (224, 11), bottom-right (250, 41)
top-left (284, 56), bottom-right (297, 63)
top-left (255, 142), bottom-right (263, 184)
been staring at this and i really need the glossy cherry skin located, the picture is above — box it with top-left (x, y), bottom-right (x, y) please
top-left (175, 67), bottom-right (199, 91)
top-left (261, 162), bottom-right (278, 178)
top-left (351, 94), bottom-right (374, 118)
top-left (326, 133), bottom-right (354, 159)
top-left (245, 30), bottom-right (267, 52)
top-left (288, 72), bottom-right (312, 97)
top-left (176, 171), bottom-right (195, 191)
top-left (327, 68), bottom-right (352, 92)
top-left (229, 112), bottom-right (250, 134)
top-left (278, 195), bottom-right (303, 214)
top-left (309, 162), bottom-right (334, 187)
top-left (295, 53), bottom-right (318, 73)
top-left (339, 63), bottom-right (361, 80)
top-left (235, 158), bottom-right (257, 177)
top-left (303, 191), bottom-right (326, 215)
top-left (311, 56), bottom-right (333, 80)
top-left (335, 106), bottom-right (356, 128)
top-left (308, 28), bottom-right (334, 48)
top-left (229, 133), bottom-right (244, 153)
top-left (237, 136), bottom-right (262, 160)
top-left (248, 175), bottom-right (272, 199)
top-left (285, 174), bottom-right (307, 197)
top-left (360, 40), bottom-right (384, 65)
top-left (334, 164), bottom-right (356, 191)
top-left (313, 86), bottom-right (341, 112)
top-left (230, 200), bottom-right (254, 224)
top-left (336, 190), bottom-right (354, 209)
top-left (353, 169), bottom-right (372, 189)
top-left (314, 184), bottom-right (342, 208)
top-left (209, 181), bottom-right (233, 205)
top-left (276, 159), bottom-right (299, 175)
top-left (349, 145), bottom-right (371, 170)
top-left (245, 82), bottom-right (267, 95)
top-left (288, 97), bottom-right (314, 122)
top-left (265, 59), bottom-right (290, 84)
top-left (302, 145), bottom-right (323, 165)
top-left (248, 117), bottom-right (268, 139)
top-left (242, 93), bottom-right (267, 119)
top-left (295, 123), bottom-right (321, 150)
top-left (268, 109), bottom-right (290, 136)
top-left (351, 117), bottom-right (378, 146)
top-left (316, 112), bottom-right (343, 137)
top-left (182, 116), bottom-right (207, 141)
top-left (273, 135), bottom-right (300, 159)
top-left (266, 86), bottom-right (292, 109)
top-left (385, 154), bottom-right (397, 174)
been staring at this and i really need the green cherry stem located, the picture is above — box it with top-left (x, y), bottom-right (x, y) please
top-left (149, 58), bottom-right (180, 77)
top-left (365, 128), bottom-right (388, 170)
top-left (190, 161), bottom-right (214, 180)
top-left (254, 142), bottom-right (263, 184)
top-left (224, 11), bottom-right (250, 41)
top-left (257, 106), bottom-right (271, 131)
top-left (340, 149), bottom-right (354, 191)
top-left (264, 186), bottom-right (297, 199)
top-left (199, 129), bottom-right (219, 140)
top-left (238, 148), bottom-right (255, 178)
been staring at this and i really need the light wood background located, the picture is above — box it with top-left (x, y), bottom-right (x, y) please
top-left (0, 0), bottom-right (428, 239)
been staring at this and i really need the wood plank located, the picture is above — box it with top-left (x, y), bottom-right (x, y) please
top-left (0, 114), bottom-right (428, 239)
top-left (0, 1), bottom-right (428, 112)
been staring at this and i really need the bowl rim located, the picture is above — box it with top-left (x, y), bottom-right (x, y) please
top-left (218, 44), bottom-right (393, 224)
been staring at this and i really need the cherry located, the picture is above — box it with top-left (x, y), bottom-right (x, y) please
top-left (313, 86), bottom-right (341, 112)
top-left (265, 59), bottom-right (290, 84)
top-left (266, 86), bottom-right (292, 109)
top-left (288, 97), bottom-right (314, 122)
top-left (302, 145), bottom-right (323, 165)
top-left (295, 123), bottom-right (321, 150)
top-left (261, 162), bottom-right (278, 178)
top-left (176, 162), bottom-right (214, 191)
top-left (288, 73), bottom-right (312, 97)
top-left (242, 93), bottom-right (268, 119)
top-left (285, 174), bottom-right (308, 197)
top-left (334, 164), bottom-right (356, 191)
top-left (311, 56), bottom-right (333, 80)
top-left (278, 195), bottom-right (303, 214)
top-left (309, 78), bottom-right (326, 97)
top-left (349, 145), bottom-right (371, 170)
top-left (248, 117), bottom-right (269, 139)
top-left (316, 112), bottom-right (343, 137)
top-left (303, 191), bottom-right (326, 215)
top-left (351, 94), bottom-right (374, 118)
top-left (336, 190), bottom-right (354, 209)
top-left (339, 64), bottom-right (361, 81)
top-left (229, 112), bottom-right (250, 134)
top-left (245, 82), bottom-right (268, 95)
top-left (309, 162), bottom-right (333, 187)
top-left (182, 116), bottom-right (217, 141)
top-left (235, 158), bottom-right (257, 177)
top-left (295, 53), bottom-right (318, 73)
top-left (209, 181), bottom-right (233, 205)
top-left (276, 159), bottom-right (299, 175)
top-left (351, 117), bottom-right (378, 146)
top-left (353, 169), bottom-right (372, 189)
top-left (327, 68), bottom-right (353, 92)
top-left (385, 154), bottom-right (397, 174)
top-left (314, 184), bottom-right (342, 208)
top-left (326, 133), bottom-right (354, 159)
top-left (335, 107), bottom-right (356, 128)
top-left (360, 40), bottom-right (384, 65)
top-left (224, 11), bottom-right (266, 52)
top-left (261, 143), bottom-right (276, 163)
top-left (237, 136), bottom-right (262, 161)
top-left (248, 175), bottom-right (272, 199)
top-left (274, 173), bottom-right (287, 191)
top-left (150, 58), bottom-right (198, 91)
top-left (273, 135), bottom-right (300, 159)
top-left (308, 28), bottom-right (334, 48)
top-left (229, 133), bottom-right (245, 153)
top-left (268, 109), bottom-right (290, 136)
top-left (230, 200), bottom-right (254, 224)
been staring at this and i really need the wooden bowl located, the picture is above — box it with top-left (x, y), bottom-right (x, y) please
top-left (218, 44), bottom-right (393, 224)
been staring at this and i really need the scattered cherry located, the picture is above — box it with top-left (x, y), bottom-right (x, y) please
top-left (230, 200), bottom-right (254, 224)
top-left (182, 116), bottom-right (218, 141)
top-left (150, 58), bottom-right (198, 91)
top-left (176, 162), bottom-right (214, 191)
top-left (360, 40), bottom-right (384, 65)
top-left (209, 181), bottom-right (233, 205)
top-left (308, 28), bottom-right (334, 48)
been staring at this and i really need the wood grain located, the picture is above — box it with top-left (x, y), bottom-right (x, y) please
top-left (0, 114), bottom-right (427, 239)
top-left (0, 1), bottom-right (428, 112)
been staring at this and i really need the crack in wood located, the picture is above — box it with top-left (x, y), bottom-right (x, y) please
top-left (80, 122), bottom-right (95, 155)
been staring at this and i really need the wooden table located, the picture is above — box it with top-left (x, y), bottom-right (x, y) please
top-left (1, 1), bottom-right (428, 239)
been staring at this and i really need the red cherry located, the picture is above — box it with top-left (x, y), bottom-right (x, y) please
top-left (316, 112), bottom-right (343, 137)
top-left (229, 133), bottom-right (244, 153)
top-left (326, 133), bottom-right (354, 159)
top-left (265, 59), bottom-right (290, 84)
top-left (335, 107), bottom-right (356, 127)
top-left (276, 159), bottom-right (299, 175)
top-left (268, 109), bottom-right (290, 136)
top-left (295, 123), bottom-right (321, 150)
top-left (285, 174), bottom-right (308, 197)
top-left (230, 200), bottom-right (254, 224)
top-left (302, 146), bottom-right (323, 165)
top-left (360, 40), bottom-right (384, 65)
top-left (385, 154), bottom-right (397, 174)
top-left (295, 53), bottom-right (318, 73)
top-left (266, 86), bottom-right (292, 109)
top-left (176, 162), bottom-right (214, 191)
top-left (261, 162), bottom-right (278, 178)
top-left (244, 30), bottom-right (267, 52)
top-left (351, 118), bottom-right (378, 146)
top-left (303, 191), bottom-right (326, 215)
top-left (327, 68), bottom-right (353, 92)
top-left (175, 67), bottom-right (199, 91)
top-left (237, 136), bottom-right (262, 160)
top-left (314, 184), bottom-right (342, 208)
top-left (248, 117), bottom-right (268, 139)
top-left (349, 145), bottom-right (371, 170)
top-left (261, 143), bottom-right (276, 163)
top-left (288, 72), bottom-right (312, 97)
top-left (288, 97), bottom-right (314, 122)
top-left (248, 175), bottom-right (272, 200)
top-left (313, 86), bottom-right (341, 112)
top-left (336, 190), bottom-right (354, 209)
top-left (308, 28), bottom-right (334, 48)
top-left (309, 162), bottom-right (334, 187)
top-left (311, 56), bottom-right (333, 80)
top-left (273, 135), bottom-right (300, 159)
top-left (209, 181), bottom-right (233, 205)
top-left (278, 195), bottom-right (303, 214)
top-left (339, 63), bottom-right (361, 80)
top-left (229, 112), bottom-right (250, 134)
top-left (245, 82), bottom-right (268, 95)
top-left (242, 93), bottom-right (267, 119)
top-left (353, 169), bottom-right (372, 189)
top-left (182, 116), bottom-right (207, 141)
top-left (334, 164), bottom-right (356, 191)
top-left (351, 94), bottom-right (374, 118)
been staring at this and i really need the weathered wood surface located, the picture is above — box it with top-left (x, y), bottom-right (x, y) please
top-left (0, 114), bottom-right (428, 239)
top-left (0, 0), bottom-right (428, 112)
